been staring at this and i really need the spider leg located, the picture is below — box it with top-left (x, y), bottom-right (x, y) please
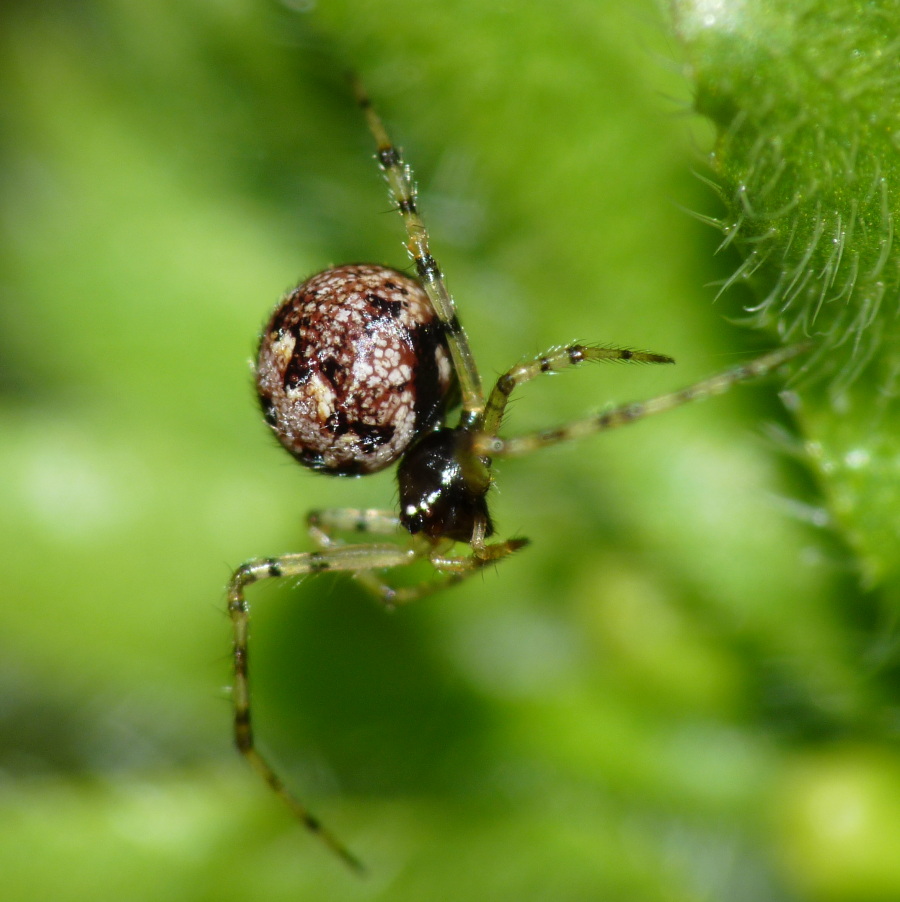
top-left (362, 535), bottom-right (530, 608)
top-left (430, 536), bottom-right (530, 573)
top-left (306, 507), bottom-right (401, 545)
top-left (305, 508), bottom-right (442, 606)
top-left (481, 343), bottom-right (675, 436)
top-left (228, 530), bottom-right (527, 869)
top-left (475, 344), bottom-right (808, 457)
top-left (228, 544), bottom-right (420, 873)
top-left (305, 508), bottom-right (528, 607)
top-left (353, 79), bottom-right (485, 418)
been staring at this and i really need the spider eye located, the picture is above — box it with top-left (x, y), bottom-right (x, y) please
top-left (397, 428), bottom-right (493, 542)
top-left (256, 264), bottom-right (456, 475)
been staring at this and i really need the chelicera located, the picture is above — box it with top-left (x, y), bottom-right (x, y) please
top-left (227, 82), bottom-right (806, 872)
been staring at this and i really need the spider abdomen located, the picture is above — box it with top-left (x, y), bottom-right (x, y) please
top-left (256, 264), bottom-right (456, 475)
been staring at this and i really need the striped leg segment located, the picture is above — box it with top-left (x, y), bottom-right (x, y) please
top-left (306, 508), bottom-right (402, 543)
top-left (304, 508), bottom-right (528, 607)
top-left (475, 344), bottom-right (808, 457)
top-left (481, 343), bottom-right (675, 437)
top-left (430, 536), bottom-right (531, 572)
top-left (366, 535), bottom-right (530, 608)
top-left (304, 508), bottom-right (443, 607)
top-left (353, 79), bottom-right (485, 418)
top-left (227, 535), bottom-right (528, 867)
top-left (228, 544), bottom-right (419, 873)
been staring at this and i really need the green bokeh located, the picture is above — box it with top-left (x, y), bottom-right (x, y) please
top-left (1, 1), bottom-right (895, 900)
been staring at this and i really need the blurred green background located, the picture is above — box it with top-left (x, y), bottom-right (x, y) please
top-left (1, 1), bottom-right (897, 900)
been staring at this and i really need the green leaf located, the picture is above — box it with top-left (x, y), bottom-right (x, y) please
top-left (673, 0), bottom-right (900, 585)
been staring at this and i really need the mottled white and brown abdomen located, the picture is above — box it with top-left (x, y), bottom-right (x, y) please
top-left (256, 264), bottom-right (456, 475)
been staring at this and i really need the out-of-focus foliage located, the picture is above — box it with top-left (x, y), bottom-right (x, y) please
top-left (0, 1), bottom-right (896, 900)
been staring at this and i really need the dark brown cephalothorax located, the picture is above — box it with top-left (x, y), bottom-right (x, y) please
top-left (397, 427), bottom-right (493, 542)
top-left (256, 264), bottom-right (455, 475)
top-left (226, 80), bottom-right (809, 873)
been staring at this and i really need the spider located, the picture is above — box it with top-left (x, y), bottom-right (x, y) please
top-left (227, 82), bottom-right (807, 872)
